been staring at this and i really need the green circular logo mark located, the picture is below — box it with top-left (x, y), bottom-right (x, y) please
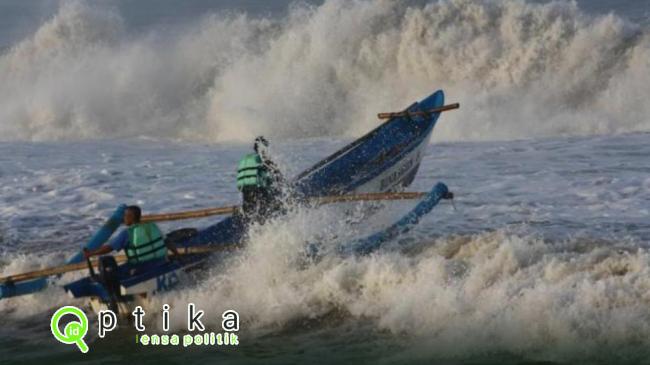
top-left (50, 306), bottom-right (89, 353)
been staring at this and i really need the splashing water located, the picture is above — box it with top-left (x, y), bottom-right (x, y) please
top-left (1, 132), bottom-right (648, 363)
top-left (0, 0), bottom-right (649, 142)
top-left (1, 1), bottom-right (650, 364)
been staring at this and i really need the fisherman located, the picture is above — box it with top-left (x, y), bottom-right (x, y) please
top-left (83, 205), bottom-right (180, 266)
top-left (236, 136), bottom-right (285, 224)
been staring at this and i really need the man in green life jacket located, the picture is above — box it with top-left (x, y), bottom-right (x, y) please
top-left (83, 205), bottom-right (180, 265)
top-left (236, 136), bottom-right (285, 223)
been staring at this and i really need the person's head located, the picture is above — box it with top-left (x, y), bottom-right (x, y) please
top-left (253, 136), bottom-right (269, 153)
top-left (124, 205), bottom-right (142, 226)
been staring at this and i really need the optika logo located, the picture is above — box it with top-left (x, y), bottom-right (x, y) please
top-left (50, 306), bottom-right (90, 353)
top-left (50, 304), bottom-right (240, 352)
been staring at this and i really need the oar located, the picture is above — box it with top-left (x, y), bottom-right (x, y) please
top-left (377, 103), bottom-right (460, 119)
top-left (140, 191), bottom-right (430, 223)
top-left (0, 244), bottom-right (240, 285)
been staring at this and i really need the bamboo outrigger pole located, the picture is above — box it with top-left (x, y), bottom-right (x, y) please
top-left (141, 205), bottom-right (239, 223)
top-left (0, 191), bottom-right (437, 284)
top-left (0, 244), bottom-right (241, 284)
top-left (0, 191), bottom-right (432, 283)
top-left (314, 191), bottom-right (427, 204)
top-left (377, 103), bottom-right (460, 119)
top-left (140, 191), bottom-right (430, 223)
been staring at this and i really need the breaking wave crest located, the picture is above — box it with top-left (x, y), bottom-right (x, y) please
top-left (2, 204), bottom-right (649, 359)
top-left (156, 221), bottom-right (650, 359)
top-left (1, 0), bottom-right (649, 141)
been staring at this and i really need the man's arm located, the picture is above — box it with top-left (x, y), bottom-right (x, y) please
top-left (83, 230), bottom-right (128, 259)
top-left (261, 154), bottom-right (284, 183)
top-left (83, 245), bottom-right (114, 259)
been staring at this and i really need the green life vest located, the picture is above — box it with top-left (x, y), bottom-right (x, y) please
top-left (126, 222), bottom-right (167, 264)
top-left (237, 153), bottom-right (270, 190)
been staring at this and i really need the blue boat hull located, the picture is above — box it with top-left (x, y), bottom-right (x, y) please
top-left (62, 89), bottom-right (448, 310)
top-left (187, 89), bottom-right (446, 247)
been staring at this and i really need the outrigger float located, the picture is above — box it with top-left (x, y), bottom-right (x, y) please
top-left (0, 90), bottom-right (458, 316)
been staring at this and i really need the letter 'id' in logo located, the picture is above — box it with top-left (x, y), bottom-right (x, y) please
top-left (50, 306), bottom-right (90, 353)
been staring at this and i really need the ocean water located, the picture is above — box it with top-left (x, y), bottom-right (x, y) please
top-left (1, 1), bottom-right (649, 364)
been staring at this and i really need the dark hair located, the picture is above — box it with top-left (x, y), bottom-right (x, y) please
top-left (254, 136), bottom-right (269, 153)
top-left (126, 205), bottom-right (142, 222)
